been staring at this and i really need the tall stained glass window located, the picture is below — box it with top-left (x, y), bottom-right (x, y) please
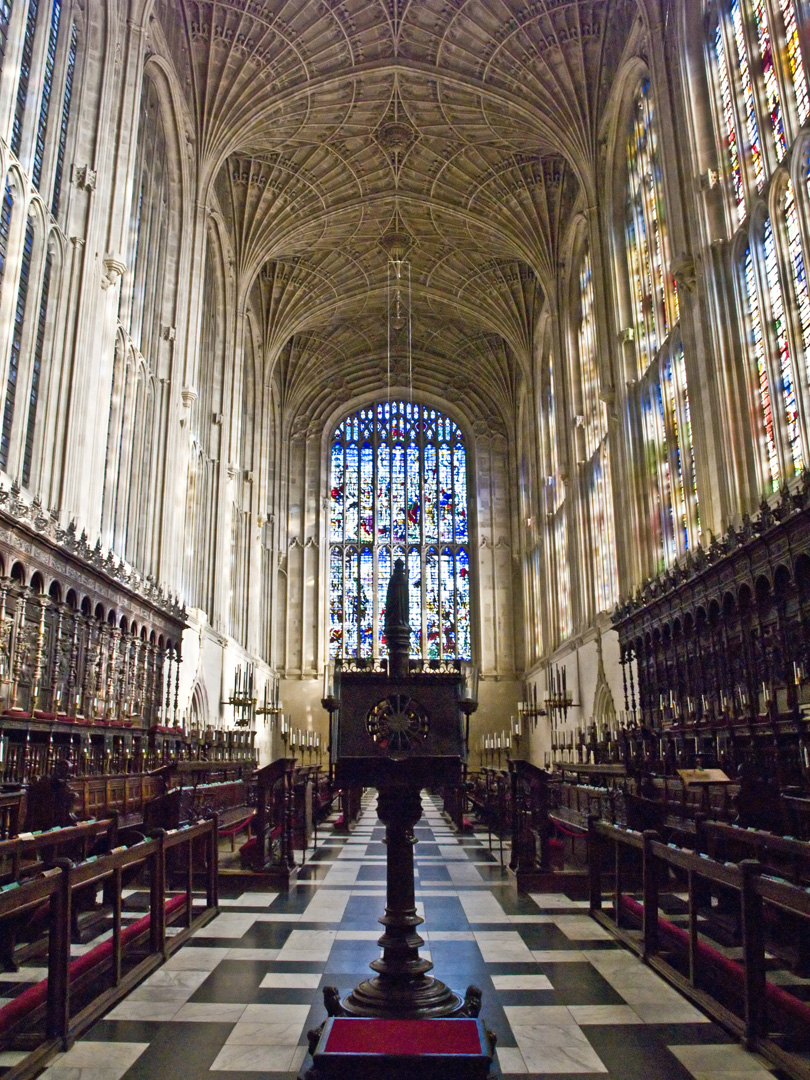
top-left (744, 243), bottom-right (780, 489)
top-left (626, 77), bottom-right (679, 377)
top-left (753, 0), bottom-right (787, 160)
top-left (764, 213), bottom-right (803, 474)
top-left (329, 401), bottom-right (470, 661)
top-left (577, 249), bottom-right (618, 613)
top-left (779, 0), bottom-right (809, 125)
top-left (0, 219), bottom-right (33, 469)
top-left (11, 0), bottom-right (38, 156)
top-left (731, 0), bottom-right (764, 191)
top-left (0, 1), bottom-right (12, 78)
top-left (31, 0), bottom-right (60, 191)
top-left (713, 14), bottom-right (746, 222)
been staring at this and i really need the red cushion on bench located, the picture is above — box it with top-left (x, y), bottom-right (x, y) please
top-left (322, 1018), bottom-right (486, 1056)
top-left (619, 894), bottom-right (810, 1032)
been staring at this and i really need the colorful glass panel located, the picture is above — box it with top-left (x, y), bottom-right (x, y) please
top-left (626, 78), bottom-right (678, 378)
top-left (11, 0), bottom-right (38, 155)
top-left (731, 0), bottom-right (764, 190)
top-left (745, 244), bottom-right (780, 490)
top-left (786, 179), bottom-right (810, 371)
top-left (780, 0), bottom-right (809, 125)
top-left (441, 548), bottom-right (456, 656)
top-left (425, 547), bottom-right (440, 658)
top-left (764, 215), bottom-right (803, 473)
top-left (753, 0), bottom-right (787, 160)
top-left (0, 220), bottom-right (33, 468)
top-left (453, 442), bottom-right (467, 541)
top-left (330, 443), bottom-right (344, 541)
top-left (377, 546), bottom-right (390, 655)
top-left (51, 21), bottom-right (76, 217)
top-left (32, 0), bottom-right (60, 190)
top-left (359, 546), bottom-right (373, 656)
top-left (0, 1), bottom-right (12, 78)
top-left (329, 401), bottom-right (470, 659)
top-left (329, 547), bottom-right (343, 656)
top-left (0, 181), bottom-right (12, 291)
top-left (457, 548), bottom-right (471, 658)
top-left (714, 17), bottom-right (745, 222)
top-left (408, 546), bottom-right (421, 655)
top-left (359, 442), bottom-right (373, 541)
top-left (22, 249), bottom-right (51, 486)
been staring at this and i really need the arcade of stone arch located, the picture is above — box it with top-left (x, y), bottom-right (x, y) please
top-left (0, 0), bottom-right (807, 1074)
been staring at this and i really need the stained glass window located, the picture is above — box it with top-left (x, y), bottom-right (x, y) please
top-left (626, 77), bottom-right (679, 377)
top-left (577, 248), bottom-right (618, 613)
top-left (0, 220), bottom-right (33, 469)
top-left (0, 1), bottom-right (12, 78)
top-left (11, 0), bottom-right (38, 156)
top-left (731, 0), bottom-right (764, 191)
top-left (51, 21), bottom-right (75, 217)
top-left (764, 214), bottom-right (803, 473)
top-left (779, 0), bottom-right (809, 125)
top-left (744, 243), bottom-right (780, 490)
top-left (22, 247), bottom-right (51, 486)
top-left (714, 16), bottom-right (746, 222)
top-left (786, 179), bottom-right (810, 374)
top-left (554, 510), bottom-right (572, 640)
top-left (329, 401), bottom-right (470, 660)
top-left (0, 182), bottom-right (13, 292)
top-left (753, 0), bottom-right (787, 160)
top-left (32, 0), bottom-right (60, 191)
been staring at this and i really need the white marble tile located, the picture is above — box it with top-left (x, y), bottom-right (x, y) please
top-left (141, 968), bottom-right (211, 990)
top-left (0, 1051), bottom-right (27, 1067)
top-left (223, 948), bottom-right (280, 961)
top-left (170, 1002), bottom-right (247, 1023)
top-left (225, 1022), bottom-right (305, 1046)
top-left (505, 1006), bottom-right (578, 1026)
top-left (492, 974), bottom-right (553, 990)
top-left (506, 1012), bottom-right (607, 1074)
top-left (192, 913), bottom-right (255, 938)
top-left (126, 985), bottom-right (195, 1005)
top-left (509, 915), bottom-right (554, 923)
top-left (530, 950), bottom-right (590, 962)
top-left (321, 863), bottom-right (362, 885)
top-left (529, 894), bottom-right (590, 910)
top-left (0, 966), bottom-right (48, 982)
top-left (162, 946), bottom-right (229, 970)
top-left (668, 1044), bottom-right (773, 1076)
top-left (259, 972), bottom-right (322, 988)
top-left (474, 931), bottom-right (536, 963)
top-left (553, 916), bottom-right (613, 941)
top-left (42, 1043), bottom-right (149, 1074)
top-left (568, 1005), bottom-right (644, 1024)
top-left (446, 863), bottom-right (486, 885)
top-left (105, 1000), bottom-right (182, 1021)
top-left (425, 931), bottom-right (474, 941)
top-left (290, 1045), bottom-right (308, 1073)
top-left (276, 929), bottom-right (337, 961)
top-left (631, 1002), bottom-right (710, 1023)
top-left (335, 930), bottom-right (381, 940)
top-left (338, 845), bottom-right (367, 858)
top-left (209, 1043), bottom-right (299, 1071)
top-left (458, 891), bottom-right (510, 924)
top-left (219, 892), bottom-right (280, 907)
top-left (301, 889), bottom-right (352, 922)
top-left (496, 1047), bottom-right (528, 1074)
top-left (255, 913), bottom-right (302, 922)
top-left (240, 1003), bottom-right (311, 1025)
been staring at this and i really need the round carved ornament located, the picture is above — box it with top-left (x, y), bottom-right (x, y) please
top-left (366, 694), bottom-right (429, 759)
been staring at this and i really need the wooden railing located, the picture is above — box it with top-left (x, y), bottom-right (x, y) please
top-left (588, 818), bottom-right (810, 1080)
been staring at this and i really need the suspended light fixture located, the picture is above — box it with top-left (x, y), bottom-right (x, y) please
top-left (380, 205), bottom-right (414, 409)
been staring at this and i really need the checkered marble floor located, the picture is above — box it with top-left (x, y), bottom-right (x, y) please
top-left (27, 793), bottom-right (790, 1079)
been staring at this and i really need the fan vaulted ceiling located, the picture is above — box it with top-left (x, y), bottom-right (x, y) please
top-left (154, 0), bottom-right (641, 427)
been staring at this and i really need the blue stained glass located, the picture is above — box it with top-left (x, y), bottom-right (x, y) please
top-left (439, 444), bottom-right (453, 541)
top-left (0, 181), bottom-right (13, 291)
top-left (32, 0), bottom-right (61, 190)
top-left (424, 443), bottom-right (437, 541)
top-left (359, 546), bottom-right (373, 656)
top-left (0, 1), bottom-right (12, 79)
top-left (408, 547), bottom-right (422, 654)
top-left (453, 443), bottom-right (467, 541)
top-left (425, 547), bottom-right (440, 658)
top-left (441, 548), bottom-right (456, 656)
top-left (407, 443), bottom-right (420, 541)
top-left (377, 442), bottom-right (391, 539)
top-left (51, 21), bottom-right (76, 217)
top-left (377, 546), bottom-right (390, 655)
top-left (329, 547), bottom-right (343, 657)
top-left (392, 443), bottom-right (406, 541)
top-left (360, 441), bottom-right (373, 540)
top-left (457, 548), bottom-right (470, 658)
top-left (12, 0), bottom-right (38, 156)
top-left (344, 548), bottom-right (359, 656)
top-left (330, 443), bottom-right (344, 541)
top-left (22, 248), bottom-right (51, 486)
top-left (0, 221), bottom-right (33, 468)
top-left (345, 444), bottom-right (359, 540)
top-left (329, 402), bottom-right (470, 660)
top-left (765, 215), bottom-right (803, 473)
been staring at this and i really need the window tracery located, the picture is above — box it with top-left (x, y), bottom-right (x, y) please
top-left (328, 401), bottom-right (470, 661)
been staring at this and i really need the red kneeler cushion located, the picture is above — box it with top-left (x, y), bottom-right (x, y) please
top-left (323, 1017), bottom-right (486, 1056)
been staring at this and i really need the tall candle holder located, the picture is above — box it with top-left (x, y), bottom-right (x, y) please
top-left (228, 662), bottom-right (256, 728)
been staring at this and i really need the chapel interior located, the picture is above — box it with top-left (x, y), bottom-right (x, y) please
top-left (0, 0), bottom-right (808, 1078)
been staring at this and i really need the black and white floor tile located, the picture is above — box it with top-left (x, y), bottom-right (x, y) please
top-left (26, 794), bottom-right (789, 1079)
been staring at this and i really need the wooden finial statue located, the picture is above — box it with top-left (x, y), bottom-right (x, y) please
top-left (385, 558), bottom-right (410, 678)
